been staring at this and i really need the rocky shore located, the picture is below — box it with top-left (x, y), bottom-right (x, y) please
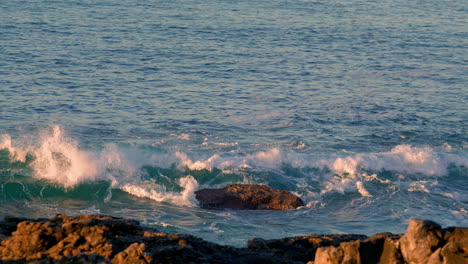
top-left (0, 214), bottom-right (466, 263)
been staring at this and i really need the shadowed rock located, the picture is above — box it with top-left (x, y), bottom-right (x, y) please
top-left (0, 215), bottom-right (466, 263)
top-left (248, 234), bottom-right (369, 263)
top-left (0, 214), bottom-right (288, 264)
top-left (399, 219), bottom-right (444, 264)
top-left (313, 220), bottom-right (467, 264)
top-left (194, 184), bottom-right (305, 210)
top-left (314, 233), bottom-right (403, 264)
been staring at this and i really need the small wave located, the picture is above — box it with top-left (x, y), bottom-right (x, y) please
top-left (1, 126), bottom-right (99, 187)
top-left (1, 126), bottom-right (466, 206)
top-left (175, 145), bottom-right (467, 177)
top-left (120, 176), bottom-right (198, 207)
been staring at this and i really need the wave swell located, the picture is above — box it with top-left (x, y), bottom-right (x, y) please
top-left (0, 126), bottom-right (466, 207)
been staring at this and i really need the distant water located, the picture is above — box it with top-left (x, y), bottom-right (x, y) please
top-left (1, 0), bottom-right (466, 246)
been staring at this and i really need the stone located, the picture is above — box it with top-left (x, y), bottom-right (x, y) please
top-left (439, 241), bottom-right (468, 264)
top-left (427, 226), bottom-right (468, 264)
top-left (378, 237), bottom-right (404, 264)
top-left (0, 215), bottom-right (466, 264)
top-left (314, 245), bottom-right (344, 264)
top-left (112, 243), bottom-right (152, 264)
top-left (313, 233), bottom-right (403, 264)
top-left (248, 234), bottom-right (368, 263)
top-left (399, 219), bottom-right (444, 264)
top-left (443, 226), bottom-right (468, 244)
top-left (194, 184), bottom-right (305, 210)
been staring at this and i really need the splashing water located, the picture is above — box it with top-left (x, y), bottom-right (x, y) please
top-left (1, 126), bottom-right (99, 187)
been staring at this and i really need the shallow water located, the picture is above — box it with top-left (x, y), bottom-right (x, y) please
top-left (1, 0), bottom-right (467, 246)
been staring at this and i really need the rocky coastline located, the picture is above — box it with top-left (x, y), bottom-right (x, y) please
top-left (0, 214), bottom-right (466, 263)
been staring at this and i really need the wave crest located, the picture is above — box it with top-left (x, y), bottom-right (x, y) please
top-left (1, 126), bottom-right (466, 205)
top-left (1, 126), bottom-right (99, 187)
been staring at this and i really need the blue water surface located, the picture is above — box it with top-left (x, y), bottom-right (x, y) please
top-left (0, 0), bottom-right (467, 246)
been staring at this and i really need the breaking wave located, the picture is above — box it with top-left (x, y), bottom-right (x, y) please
top-left (0, 126), bottom-right (466, 207)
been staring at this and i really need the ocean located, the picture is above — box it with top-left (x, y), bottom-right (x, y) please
top-left (0, 0), bottom-right (466, 246)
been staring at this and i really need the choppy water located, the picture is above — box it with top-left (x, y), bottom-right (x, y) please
top-left (1, 0), bottom-right (467, 246)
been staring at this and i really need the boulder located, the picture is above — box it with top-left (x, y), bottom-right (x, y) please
top-left (313, 233), bottom-right (403, 264)
top-left (379, 235), bottom-right (404, 264)
top-left (427, 226), bottom-right (468, 264)
top-left (247, 234), bottom-right (368, 263)
top-left (399, 219), bottom-right (444, 264)
top-left (194, 184), bottom-right (304, 210)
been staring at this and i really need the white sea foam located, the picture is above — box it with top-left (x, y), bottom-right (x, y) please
top-left (0, 127), bottom-right (200, 206)
top-left (408, 182), bottom-right (431, 193)
top-left (1, 126), bottom-right (466, 202)
top-left (79, 205), bottom-right (101, 215)
top-left (175, 148), bottom-right (284, 171)
top-left (1, 126), bottom-right (99, 187)
top-left (174, 144), bottom-right (466, 177)
top-left (170, 133), bottom-right (191, 140)
top-left (356, 181), bottom-right (372, 197)
top-left (0, 134), bottom-right (15, 156)
top-left (171, 144), bottom-right (466, 197)
top-left (120, 176), bottom-right (198, 206)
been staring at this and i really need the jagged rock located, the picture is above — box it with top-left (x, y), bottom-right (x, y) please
top-left (399, 219), bottom-right (444, 264)
top-left (0, 215), bottom-right (466, 264)
top-left (443, 226), bottom-right (468, 244)
top-left (427, 226), bottom-right (468, 264)
top-left (112, 243), bottom-right (152, 264)
top-left (0, 215), bottom-right (142, 262)
top-left (247, 234), bottom-right (368, 263)
top-left (0, 214), bottom-right (290, 263)
top-left (314, 245), bottom-right (344, 264)
top-left (439, 240), bottom-right (468, 264)
top-left (314, 233), bottom-right (403, 264)
top-left (195, 184), bottom-right (305, 210)
top-left (379, 235), bottom-right (404, 264)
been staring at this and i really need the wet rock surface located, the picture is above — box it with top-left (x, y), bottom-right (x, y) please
top-left (194, 184), bottom-right (305, 210)
top-left (0, 215), bottom-right (466, 263)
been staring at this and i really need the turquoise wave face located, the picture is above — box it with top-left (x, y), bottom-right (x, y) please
top-left (1, 130), bottom-right (466, 246)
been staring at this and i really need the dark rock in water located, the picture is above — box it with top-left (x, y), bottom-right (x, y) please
top-left (194, 184), bottom-right (305, 210)
top-left (0, 215), bottom-right (466, 264)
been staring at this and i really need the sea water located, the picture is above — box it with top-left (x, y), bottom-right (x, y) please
top-left (0, 0), bottom-right (466, 246)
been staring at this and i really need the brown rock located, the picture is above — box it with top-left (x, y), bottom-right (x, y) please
top-left (0, 214), bottom-right (140, 262)
top-left (248, 234), bottom-right (368, 263)
top-left (427, 226), bottom-right (468, 264)
top-left (340, 241), bottom-right (361, 263)
top-left (440, 241), bottom-right (468, 264)
top-left (0, 215), bottom-right (466, 264)
top-left (379, 237), bottom-right (404, 264)
top-left (443, 226), bottom-right (468, 244)
top-left (313, 233), bottom-right (403, 264)
top-left (399, 219), bottom-right (444, 264)
top-left (314, 245), bottom-right (344, 264)
top-left (195, 184), bottom-right (304, 210)
top-left (112, 243), bottom-right (152, 264)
